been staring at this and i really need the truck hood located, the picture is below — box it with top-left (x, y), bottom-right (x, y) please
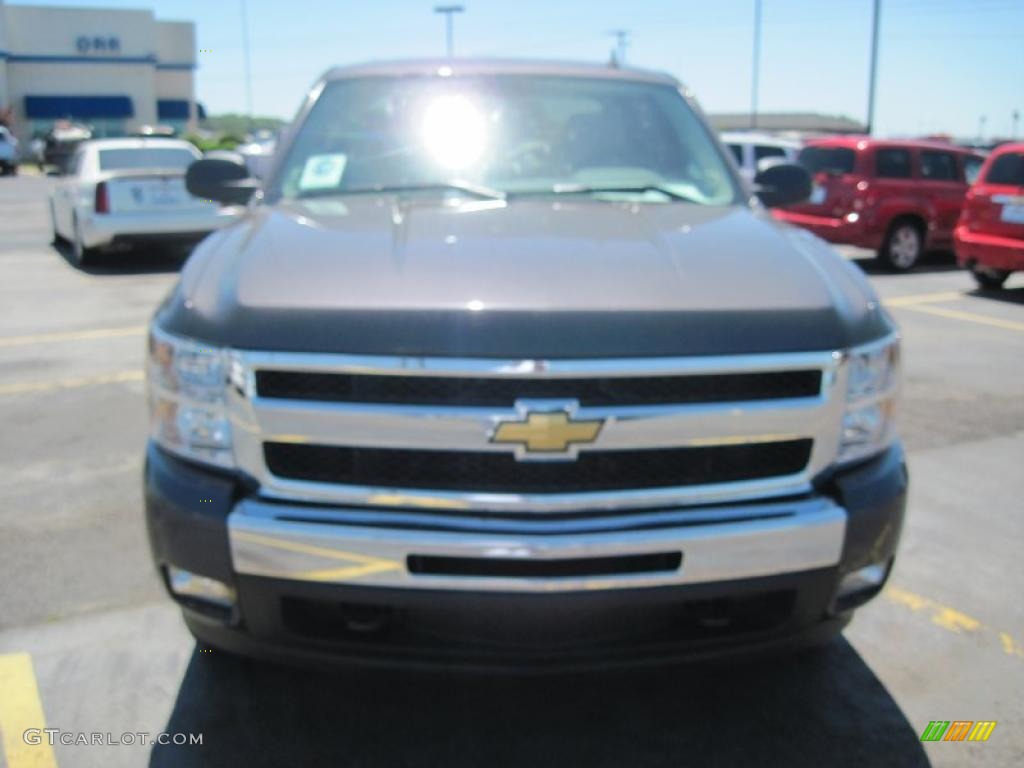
top-left (159, 196), bottom-right (892, 357)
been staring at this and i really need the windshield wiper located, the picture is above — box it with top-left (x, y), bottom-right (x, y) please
top-left (526, 183), bottom-right (700, 203)
top-left (297, 181), bottom-right (505, 201)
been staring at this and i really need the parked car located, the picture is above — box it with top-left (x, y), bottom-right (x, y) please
top-left (721, 131), bottom-right (801, 182)
top-left (0, 126), bottom-right (18, 175)
top-left (49, 137), bottom-right (240, 265)
top-left (775, 137), bottom-right (985, 271)
top-left (954, 142), bottom-right (1024, 289)
top-left (235, 135), bottom-right (277, 180)
top-left (43, 122), bottom-right (92, 173)
top-left (146, 59), bottom-right (906, 670)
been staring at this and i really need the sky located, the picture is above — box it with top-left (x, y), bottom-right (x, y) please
top-left (13, 0), bottom-right (1024, 139)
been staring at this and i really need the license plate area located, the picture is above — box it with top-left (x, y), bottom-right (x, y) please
top-left (1000, 203), bottom-right (1024, 224)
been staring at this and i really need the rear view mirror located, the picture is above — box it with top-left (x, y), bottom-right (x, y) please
top-left (185, 157), bottom-right (258, 206)
top-left (754, 162), bottom-right (812, 208)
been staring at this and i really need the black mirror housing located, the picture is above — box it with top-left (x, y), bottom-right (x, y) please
top-left (754, 162), bottom-right (812, 208)
top-left (185, 157), bottom-right (258, 206)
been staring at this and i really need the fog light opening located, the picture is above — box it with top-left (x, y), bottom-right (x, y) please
top-left (835, 558), bottom-right (892, 611)
top-left (340, 603), bottom-right (394, 635)
top-left (167, 566), bottom-right (236, 611)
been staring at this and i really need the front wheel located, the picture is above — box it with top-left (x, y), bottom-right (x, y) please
top-left (878, 221), bottom-right (923, 271)
top-left (970, 264), bottom-right (1010, 291)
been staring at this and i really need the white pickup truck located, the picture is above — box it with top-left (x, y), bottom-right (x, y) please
top-left (49, 137), bottom-right (239, 265)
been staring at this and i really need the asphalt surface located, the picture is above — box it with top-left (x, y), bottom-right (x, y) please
top-left (1, 173), bottom-right (1022, 768)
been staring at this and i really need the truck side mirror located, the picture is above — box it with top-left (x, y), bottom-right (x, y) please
top-left (754, 162), bottom-right (812, 208)
top-left (185, 157), bottom-right (259, 206)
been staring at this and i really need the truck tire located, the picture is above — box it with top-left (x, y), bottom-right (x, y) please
top-left (878, 219), bottom-right (923, 271)
top-left (970, 264), bottom-right (1009, 291)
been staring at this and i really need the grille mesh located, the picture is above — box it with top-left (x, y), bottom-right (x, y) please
top-left (263, 439), bottom-right (813, 494)
top-left (255, 369), bottom-right (822, 407)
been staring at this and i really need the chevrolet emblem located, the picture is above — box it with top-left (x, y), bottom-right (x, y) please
top-left (490, 408), bottom-right (604, 458)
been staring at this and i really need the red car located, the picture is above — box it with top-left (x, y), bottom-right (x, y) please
top-left (775, 137), bottom-right (984, 271)
top-left (954, 142), bottom-right (1024, 290)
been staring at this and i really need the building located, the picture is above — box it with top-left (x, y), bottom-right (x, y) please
top-left (0, 0), bottom-right (199, 142)
top-left (708, 112), bottom-right (866, 137)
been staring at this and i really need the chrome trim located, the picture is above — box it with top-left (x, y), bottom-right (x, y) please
top-left (225, 346), bottom-right (852, 513)
top-left (237, 349), bottom-right (841, 378)
top-left (228, 496), bottom-right (847, 592)
top-left (241, 397), bottom-right (830, 454)
top-left (217, 337), bottom-right (895, 513)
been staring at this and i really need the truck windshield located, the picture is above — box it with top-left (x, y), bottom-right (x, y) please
top-left (272, 74), bottom-right (739, 206)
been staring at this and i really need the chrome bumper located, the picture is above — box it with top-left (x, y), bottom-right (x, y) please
top-left (228, 497), bottom-right (847, 593)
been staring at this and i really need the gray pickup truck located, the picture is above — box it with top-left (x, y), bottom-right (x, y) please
top-left (144, 60), bottom-right (906, 669)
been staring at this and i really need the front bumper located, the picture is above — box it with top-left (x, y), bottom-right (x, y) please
top-left (145, 442), bottom-right (907, 669)
top-left (954, 225), bottom-right (1024, 272)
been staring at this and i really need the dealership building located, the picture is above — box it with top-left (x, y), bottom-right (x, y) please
top-left (0, 0), bottom-right (200, 142)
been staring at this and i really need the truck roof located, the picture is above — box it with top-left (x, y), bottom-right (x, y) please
top-left (805, 135), bottom-right (981, 155)
top-left (322, 58), bottom-right (680, 87)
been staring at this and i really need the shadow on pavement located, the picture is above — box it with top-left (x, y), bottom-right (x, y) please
top-left (967, 285), bottom-right (1024, 305)
top-left (850, 250), bottom-right (960, 276)
top-left (51, 240), bottom-right (189, 275)
top-left (151, 638), bottom-right (929, 768)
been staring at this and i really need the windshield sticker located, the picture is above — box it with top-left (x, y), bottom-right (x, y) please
top-left (298, 153), bottom-right (347, 191)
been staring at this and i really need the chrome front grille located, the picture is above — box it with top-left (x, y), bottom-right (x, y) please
top-left (227, 350), bottom-right (846, 514)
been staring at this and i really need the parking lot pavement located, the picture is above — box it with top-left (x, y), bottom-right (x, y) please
top-left (0, 173), bottom-right (1021, 767)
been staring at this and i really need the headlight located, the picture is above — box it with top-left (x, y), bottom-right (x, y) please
top-left (147, 327), bottom-right (235, 468)
top-left (838, 336), bottom-right (900, 465)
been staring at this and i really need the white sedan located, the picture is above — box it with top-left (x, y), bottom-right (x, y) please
top-left (50, 137), bottom-right (240, 265)
top-left (721, 132), bottom-right (802, 184)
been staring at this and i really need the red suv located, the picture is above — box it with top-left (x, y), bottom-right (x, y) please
top-left (954, 142), bottom-right (1024, 290)
top-left (775, 137), bottom-right (984, 271)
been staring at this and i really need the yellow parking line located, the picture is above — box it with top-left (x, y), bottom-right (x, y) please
top-left (0, 653), bottom-right (58, 768)
top-left (885, 586), bottom-right (1024, 660)
top-left (232, 530), bottom-right (402, 582)
top-left (0, 326), bottom-right (146, 348)
top-left (882, 291), bottom-right (964, 307)
top-left (233, 529), bottom-right (402, 568)
top-left (0, 369), bottom-right (144, 396)
top-left (895, 303), bottom-right (1024, 333)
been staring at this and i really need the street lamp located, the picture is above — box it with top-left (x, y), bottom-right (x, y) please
top-left (866, 0), bottom-right (881, 135)
top-left (240, 0), bottom-right (254, 133)
top-left (750, 0), bottom-right (761, 129)
top-left (608, 29), bottom-right (630, 66)
top-left (434, 5), bottom-right (464, 58)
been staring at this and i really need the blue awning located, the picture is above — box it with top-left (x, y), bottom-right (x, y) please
top-left (196, 102), bottom-right (208, 121)
top-left (157, 99), bottom-right (190, 120)
top-left (24, 95), bottom-right (133, 119)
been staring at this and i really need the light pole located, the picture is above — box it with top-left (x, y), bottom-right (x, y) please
top-left (240, 0), bottom-right (254, 133)
top-left (608, 29), bottom-right (630, 66)
top-left (434, 5), bottom-right (464, 58)
top-left (866, 0), bottom-right (881, 135)
top-left (750, 0), bottom-right (761, 129)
